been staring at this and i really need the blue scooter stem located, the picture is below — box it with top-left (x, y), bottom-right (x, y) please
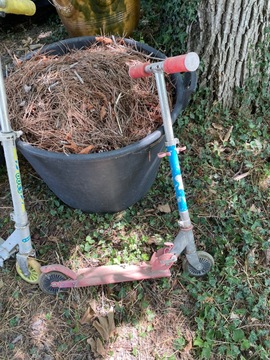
top-left (154, 71), bottom-right (192, 228)
top-left (153, 70), bottom-right (203, 270)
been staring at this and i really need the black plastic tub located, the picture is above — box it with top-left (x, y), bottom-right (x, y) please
top-left (16, 36), bottom-right (197, 213)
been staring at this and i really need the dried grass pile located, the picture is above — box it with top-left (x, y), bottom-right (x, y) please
top-left (5, 38), bottom-right (173, 154)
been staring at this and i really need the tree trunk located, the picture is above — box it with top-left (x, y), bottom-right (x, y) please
top-left (187, 0), bottom-right (270, 108)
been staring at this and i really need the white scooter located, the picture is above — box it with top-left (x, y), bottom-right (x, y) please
top-left (0, 0), bottom-right (41, 283)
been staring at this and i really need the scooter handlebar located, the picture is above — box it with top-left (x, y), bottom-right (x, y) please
top-left (129, 52), bottom-right (200, 79)
top-left (0, 0), bottom-right (36, 15)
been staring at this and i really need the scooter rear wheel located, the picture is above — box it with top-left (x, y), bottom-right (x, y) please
top-left (16, 257), bottom-right (41, 284)
top-left (39, 271), bottom-right (68, 295)
top-left (183, 251), bottom-right (214, 277)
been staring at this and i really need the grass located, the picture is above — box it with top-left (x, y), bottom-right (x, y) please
top-left (173, 99), bottom-right (270, 359)
top-left (1, 9), bottom-right (270, 360)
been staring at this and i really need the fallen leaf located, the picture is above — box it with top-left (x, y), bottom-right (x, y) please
top-left (95, 36), bottom-right (113, 45)
top-left (89, 299), bottom-right (97, 313)
top-left (47, 236), bottom-right (59, 243)
top-left (93, 310), bottom-right (116, 341)
top-left (264, 249), bottom-right (270, 265)
top-left (246, 248), bottom-right (256, 266)
top-left (212, 122), bottom-right (224, 130)
top-left (86, 307), bottom-right (114, 357)
top-left (183, 330), bottom-right (193, 353)
top-left (22, 37), bottom-right (33, 47)
top-left (230, 312), bottom-right (240, 320)
top-left (86, 338), bottom-right (106, 357)
top-left (87, 337), bottom-right (95, 346)
top-left (64, 133), bottom-right (79, 153)
top-left (80, 300), bottom-right (98, 324)
top-left (87, 338), bottom-right (98, 355)
top-left (107, 311), bottom-right (116, 334)
top-left (78, 145), bottom-right (95, 154)
top-left (157, 203), bottom-right (171, 213)
top-left (29, 44), bottom-right (43, 50)
top-left (249, 204), bottom-right (261, 213)
top-left (258, 176), bottom-right (270, 191)
top-left (223, 126), bottom-right (233, 143)
top-left (38, 31), bottom-right (52, 39)
top-left (183, 339), bottom-right (193, 353)
top-left (64, 143), bottom-right (79, 152)
top-left (214, 144), bottom-right (226, 156)
top-left (203, 297), bottom-right (214, 304)
top-left (81, 101), bottom-right (94, 111)
top-left (31, 318), bottom-right (46, 336)
top-left (233, 171), bottom-right (250, 181)
top-left (80, 307), bottom-right (95, 325)
top-left (31, 319), bottom-right (44, 331)
top-left (96, 338), bottom-right (106, 356)
top-left (93, 318), bottom-right (110, 341)
top-left (147, 236), bottom-right (162, 245)
top-left (100, 106), bottom-right (107, 121)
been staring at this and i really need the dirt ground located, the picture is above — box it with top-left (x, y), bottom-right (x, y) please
top-left (0, 14), bottom-right (196, 360)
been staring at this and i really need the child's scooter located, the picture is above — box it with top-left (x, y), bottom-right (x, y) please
top-left (37, 53), bottom-right (214, 294)
top-left (0, 0), bottom-right (41, 283)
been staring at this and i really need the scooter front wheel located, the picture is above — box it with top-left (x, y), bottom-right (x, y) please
top-left (39, 271), bottom-right (68, 295)
top-left (16, 257), bottom-right (41, 284)
top-left (183, 251), bottom-right (214, 277)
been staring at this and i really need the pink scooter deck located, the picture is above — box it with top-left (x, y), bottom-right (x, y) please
top-left (40, 244), bottom-right (176, 289)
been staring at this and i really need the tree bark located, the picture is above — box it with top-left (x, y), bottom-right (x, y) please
top-left (187, 0), bottom-right (270, 108)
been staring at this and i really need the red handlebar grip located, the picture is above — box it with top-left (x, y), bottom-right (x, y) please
top-left (163, 53), bottom-right (200, 73)
top-left (129, 62), bottom-right (151, 79)
top-left (129, 52), bottom-right (199, 79)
